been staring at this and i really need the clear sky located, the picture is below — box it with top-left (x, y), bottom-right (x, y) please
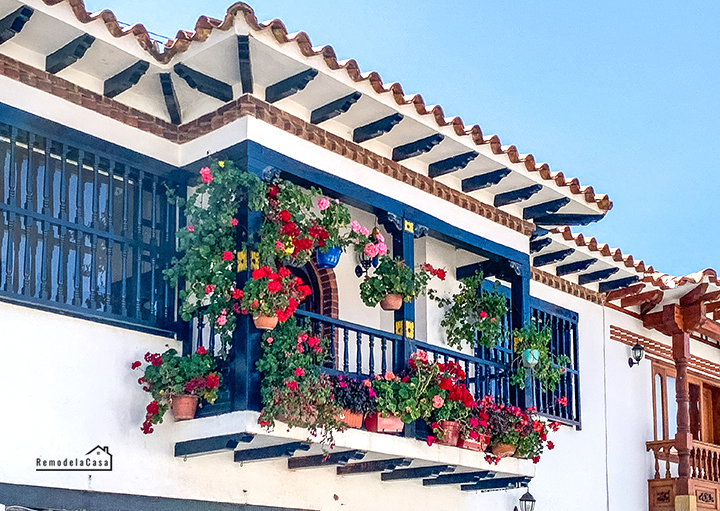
top-left (84, 0), bottom-right (720, 277)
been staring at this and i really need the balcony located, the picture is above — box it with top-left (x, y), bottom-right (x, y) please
top-left (647, 440), bottom-right (720, 510)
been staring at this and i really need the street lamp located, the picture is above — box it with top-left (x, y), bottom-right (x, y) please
top-left (514, 490), bottom-right (536, 511)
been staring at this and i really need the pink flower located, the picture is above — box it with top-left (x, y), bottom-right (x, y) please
top-left (376, 242), bottom-right (388, 256)
top-left (200, 167), bottom-right (212, 183)
top-left (376, 232), bottom-right (384, 243)
top-left (266, 337), bottom-right (273, 344)
top-left (231, 218), bottom-right (239, 226)
top-left (384, 371), bottom-right (395, 381)
top-left (364, 243), bottom-right (379, 258)
top-left (432, 395), bottom-right (444, 409)
top-left (490, 318), bottom-right (496, 322)
top-left (415, 350), bottom-right (429, 363)
top-left (205, 284), bottom-right (215, 295)
top-left (217, 314), bottom-right (227, 326)
top-left (318, 198), bottom-right (330, 211)
top-left (359, 226), bottom-right (369, 236)
top-left (187, 225), bottom-right (195, 233)
top-left (276, 240), bottom-right (285, 250)
top-left (295, 367), bottom-right (305, 377)
top-left (351, 220), bottom-right (362, 233)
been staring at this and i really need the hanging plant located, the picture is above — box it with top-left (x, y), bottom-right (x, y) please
top-left (256, 320), bottom-right (344, 447)
top-left (359, 256), bottom-right (444, 308)
top-left (430, 271), bottom-right (508, 349)
top-left (237, 265), bottom-right (312, 324)
top-left (509, 323), bottom-right (571, 391)
top-left (164, 160), bottom-right (264, 354)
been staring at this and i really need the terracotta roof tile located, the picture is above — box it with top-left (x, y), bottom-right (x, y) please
top-left (643, 269), bottom-right (720, 291)
top-left (39, 0), bottom-right (613, 212)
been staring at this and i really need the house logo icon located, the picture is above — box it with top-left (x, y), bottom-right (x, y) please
top-left (36, 445), bottom-right (112, 471)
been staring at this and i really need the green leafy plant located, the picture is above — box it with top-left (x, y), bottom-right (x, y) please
top-left (430, 271), bottom-right (508, 349)
top-left (510, 323), bottom-right (571, 391)
top-left (238, 265), bottom-right (311, 322)
top-left (256, 320), bottom-right (343, 446)
top-left (314, 197), bottom-right (352, 252)
top-left (164, 160), bottom-right (264, 353)
top-left (359, 256), bottom-right (443, 307)
top-left (132, 347), bottom-right (221, 434)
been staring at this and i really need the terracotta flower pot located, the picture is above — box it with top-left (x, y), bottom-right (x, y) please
top-left (254, 314), bottom-right (278, 330)
top-left (171, 394), bottom-right (199, 421)
top-left (365, 413), bottom-right (404, 433)
top-left (337, 409), bottom-right (364, 429)
top-left (435, 420), bottom-right (461, 446)
top-left (491, 443), bottom-right (517, 458)
top-left (457, 436), bottom-right (488, 452)
top-left (379, 294), bottom-right (403, 311)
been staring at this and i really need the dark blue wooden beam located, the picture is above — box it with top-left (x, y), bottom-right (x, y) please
top-left (522, 197), bottom-right (570, 220)
top-left (461, 168), bottom-right (511, 193)
top-left (381, 465), bottom-right (456, 481)
top-left (422, 471), bottom-right (494, 486)
top-left (494, 184), bottom-right (543, 207)
top-left (265, 68), bottom-right (318, 103)
top-left (556, 258), bottom-right (595, 276)
top-left (46, 34), bottom-right (95, 74)
top-left (578, 267), bottom-right (619, 285)
top-left (310, 91), bottom-right (361, 124)
top-left (237, 35), bottom-right (253, 94)
top-left (530, 213), bottom-right (606, 226)
top-left (174, 63), bottom-right (233, 102)
top-left (529, 237), bottom-right (552, 253)
top-left (532, 227), bottom-right (550, 237)
top-left (353, 113), bottom-right (403, 143)
top-left (598, 275), bottom-right (640, 293)
top-left (336, 458), bottom-right (412, 475)
top-left (392, 134), bottom-right (444, 161)
top-left (456, 262), bottom-right (488, 280)
top-left (233, 442), bottom-right (310, 463)
top-left (0, 6), bottom-right (33, 45)
top-left (174, 432), bottom-right (253, 457)
top-left (160, 73), bottom-right (181, 125)
top-left (428, 151), bottom-right (479, 178)
top-left (103, 60), bottom-right (149, 98)
top-left (460, 476), bottom-right (531, 492)
top-left (533, 248), bottom-right (575, 267)
top-left (287, 450), bottom-right (366, 469)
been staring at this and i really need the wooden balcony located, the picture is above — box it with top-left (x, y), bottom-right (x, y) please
top-left (647, 439), bottom-right (720, 510)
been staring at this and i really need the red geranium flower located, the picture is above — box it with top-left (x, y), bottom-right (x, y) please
top-left (294, 367), bottom-right (305, 377)
top-left (206, 373), bottom-right (220, 389)
top-left (222, 251), bottom-right (234, 261)
top-left (131, 361), bottom-right (141, 370)
top-left (146, 401), bottom-right (159, 415)
top-left (196, 346), bottom-right (207, 355)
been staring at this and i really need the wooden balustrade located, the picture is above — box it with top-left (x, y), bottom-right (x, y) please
top-left (647, 439), bottom-right (720, 483)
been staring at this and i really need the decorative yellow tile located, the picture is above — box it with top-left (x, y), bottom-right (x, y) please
top-left (406, 321), bottom-right (414, 339)
top-left (250, 251), bottom-right (260, 270)
top-left (395, 321), bottom-right (403, 336)
top-left (237, 249), bottom-right (247, 272)
top-left (404, 219), bottom-right (414, 233)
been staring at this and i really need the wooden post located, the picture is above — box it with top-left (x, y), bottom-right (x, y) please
top-left (673, 330), bottom-right (693, 496)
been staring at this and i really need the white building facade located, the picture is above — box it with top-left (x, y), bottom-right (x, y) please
top-left (0, 2), bottom-right (717, 511)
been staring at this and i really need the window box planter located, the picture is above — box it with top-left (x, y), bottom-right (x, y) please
top-left (337, 409), bottom-right (364, 429)
top-left (365, 413), bottom-right (404, 433)
top-left (491, 443), bottom-right (517, 458)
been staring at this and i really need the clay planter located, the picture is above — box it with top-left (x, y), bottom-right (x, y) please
top-left (491, 443), bottom-right (517, 458)
top-left (457, 436), bottom-right (488, 452)
top-left (337, 409), bottom-right (364, 429)
top-left (435, 420), bottom-right (461, 446)
top-left (253, 314), bottom-right (279, 330)
top-left (365, 413), bottom-right (404, 433)
top-left (171, 394), bottom-right (199, 421)
top-left (379, 294), bottom-right (403, 311)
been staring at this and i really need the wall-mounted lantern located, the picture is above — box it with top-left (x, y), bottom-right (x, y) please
top-left (628, 342), bottom-right (644, 368)
top-left (514, 490), bottom-right (536, 511)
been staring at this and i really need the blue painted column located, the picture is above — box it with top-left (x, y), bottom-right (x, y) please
top-left (508, 260), bottom-right (534, 409)
top-left (229, 155), bottom-right (264, 412)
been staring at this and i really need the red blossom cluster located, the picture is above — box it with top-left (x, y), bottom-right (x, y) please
top-left (422, 263), bottom-right (447, 281)
top-left (141, 400), bottom-right (160, 434)
top-left (266, 183), bottom-right (329, 257)
top-left (239, 266), bottom-right (311, 322)
top-left (143, 351), bottom-right (162, 367)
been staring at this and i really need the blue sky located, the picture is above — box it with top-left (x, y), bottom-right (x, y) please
top-left (84, 0), bottom-right (720, 277)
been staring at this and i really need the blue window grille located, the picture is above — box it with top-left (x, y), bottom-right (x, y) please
top-left (0, 122), bottom-right (181, 334)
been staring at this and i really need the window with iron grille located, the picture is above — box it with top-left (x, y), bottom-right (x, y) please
top-left (529, 296), bottom-right (581, 428)
top-left (0, 122), bottom-right (181, 333)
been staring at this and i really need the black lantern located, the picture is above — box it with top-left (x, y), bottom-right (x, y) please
top-left (514, 490), bottom-right (536, 511)
top-left (628, 342), bottom-right (644, 368)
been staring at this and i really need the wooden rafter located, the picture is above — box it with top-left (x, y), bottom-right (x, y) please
top-left (680, 283), bottom-right (709, 306)
top-left (605, 283), bottom-right (645, 302)
top-left (621, 290), bottom-right (663, 309)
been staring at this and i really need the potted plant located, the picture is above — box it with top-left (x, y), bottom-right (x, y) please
top-left (425, 360), bottom-right (476, 447)
top-left (366, 373), bottom-right (408, 433)
top-left (430, 271), bottom-right (507, 349)
top-left (329, 375), bottom-right (377, 428)
top-left (482, 397), bottom-right (523, 458)
top-left (238, 265), bottom-right (312, 329)
top-left (312, 197), bottom-right (352, 269)
top-left (509, 323), bottom-right (571, 391)
top-left (457, 410), bottom-right (491, 451)
top-left (132, 346), bottom-right (221, 434)
top-left (360, 256), bottom-right (444, 310)
top-left (256, 321), bottom-right (343, 447)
